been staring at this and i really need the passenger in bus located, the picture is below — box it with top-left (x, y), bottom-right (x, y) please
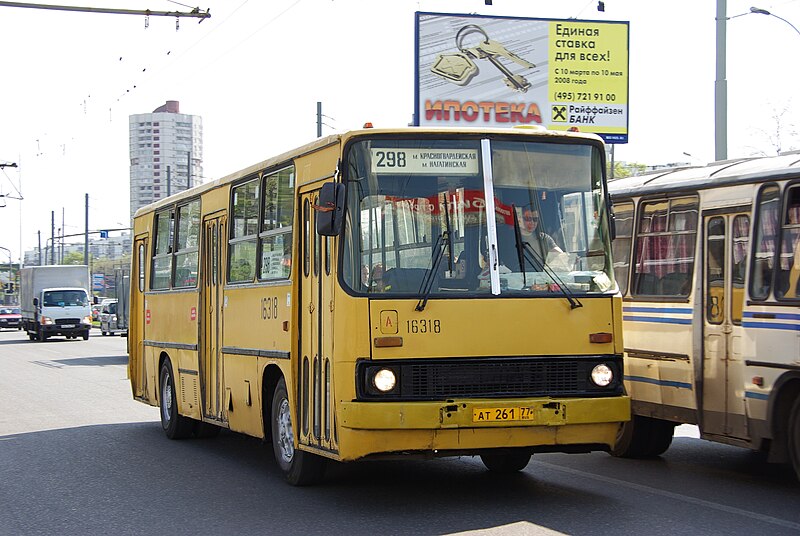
top-left (370, 263), bottom-right (388, 292)
top-left (361, 265), bottom-right (370, 289)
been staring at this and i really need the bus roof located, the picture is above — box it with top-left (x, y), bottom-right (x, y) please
top-left (609, 152), bottom-right (800, 198)
top-left (133, 126), bottom-right (604, 219)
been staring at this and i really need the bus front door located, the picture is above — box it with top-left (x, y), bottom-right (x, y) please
top-left (299, 190), bottom-right (337, 454)
top-left (201, 213), bottom-right (226, 423)
top-left (702, 212), bottom-right (750, 440)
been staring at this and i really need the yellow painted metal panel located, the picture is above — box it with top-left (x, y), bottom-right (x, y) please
top-left (144, 291), bottom-right (200, 347)
top-left (369, 297), bottom-right (617, 358)
top-left (223, 353), bottom-right (262, 437)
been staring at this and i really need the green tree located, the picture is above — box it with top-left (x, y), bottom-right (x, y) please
top-left (608, 161), bottom-right (646, 180)
top-left (62, 251), bottom-right (86, 265)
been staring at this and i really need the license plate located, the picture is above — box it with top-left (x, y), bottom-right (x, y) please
top-left (473, 407), bottom-right (536, 422)
top-left (61, 324), bottom-right (75, 328)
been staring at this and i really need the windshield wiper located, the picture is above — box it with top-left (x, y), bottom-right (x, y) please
top-left (510, 204), bottom-right (582, 310)
top-left (416, 202), bottom-right (453, 311)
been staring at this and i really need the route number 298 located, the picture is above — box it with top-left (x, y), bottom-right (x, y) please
top-left (375, 150), bottom-right (407, 168)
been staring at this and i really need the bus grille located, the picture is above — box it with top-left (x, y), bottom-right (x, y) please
top-left (357, 356), bottom-right (623, 401)
top-left (56, 318), bottom-right (81, 325)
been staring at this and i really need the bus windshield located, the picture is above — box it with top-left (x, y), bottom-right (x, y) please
top-left (341, 137), bottom-right (615, 296)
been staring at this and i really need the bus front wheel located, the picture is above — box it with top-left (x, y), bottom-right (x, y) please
top-left (788, 397), bottom-right (800, 482)
top-left (480, 449), bottom-right (532, 473)
top-left (270, 378), bottom-right (326, 486)
top-left (159, 360), bottom-right (193, 439)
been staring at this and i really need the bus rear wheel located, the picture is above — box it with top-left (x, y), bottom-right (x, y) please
top-left (611, 415), bottom-right (675, 458)
top-left (159, 360), bottom-right (193, 439)
top-left (788, 397), bottom-right (800, 482)
top-left (270, 378), bottom-right (326, 486)
top-left (480, 449), bottom-right (532, 473)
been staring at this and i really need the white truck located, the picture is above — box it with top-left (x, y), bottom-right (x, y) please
top-left (20, 265), bottom-right (93, 341)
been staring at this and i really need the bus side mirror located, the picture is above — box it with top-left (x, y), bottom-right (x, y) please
top-left (33, 297), bottom-right (38, 307)
top-left (316, 182), bottom-right (345, 236)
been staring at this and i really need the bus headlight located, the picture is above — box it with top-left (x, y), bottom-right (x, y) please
top-left (41, 316), bottom-right (54, 325)
top-left (372, 368), bottom-right (397, 392)
top-left (590, 363), bottom-right (614, 387)
top-left (82, 316), bottom-right (93, 324)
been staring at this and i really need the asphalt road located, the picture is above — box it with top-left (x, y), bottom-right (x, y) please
top-left (1, 327), bottom-right (798, 536)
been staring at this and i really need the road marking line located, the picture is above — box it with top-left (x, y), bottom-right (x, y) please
top-left (534, 460), bottom-right (800, 530)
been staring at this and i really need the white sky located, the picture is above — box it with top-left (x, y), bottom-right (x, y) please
top-left (1, 0), bottom-right (799, 264)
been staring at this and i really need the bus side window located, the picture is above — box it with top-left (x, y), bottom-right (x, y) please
top-left (750, 185), bottom-right (779, 300)
top-left (778, 185), bottom-right (800, 299)
top-left (611, 201), bottom-right (634, 296)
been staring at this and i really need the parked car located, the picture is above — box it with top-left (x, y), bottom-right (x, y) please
top-left (0, 306), bottom-right (22, 330)
top-left (99, 300), bottom-right (123, 336)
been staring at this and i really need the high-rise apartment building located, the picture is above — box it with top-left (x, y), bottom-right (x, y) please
top-left (128, 100), bottom-right (203, 221)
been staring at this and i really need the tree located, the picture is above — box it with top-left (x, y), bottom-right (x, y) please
top-left (608, 161), bottom-right (646, 180)
top-left (62, 251), bottom-right (86, 265)
top-left (745, 103), bottom-right (799, 156)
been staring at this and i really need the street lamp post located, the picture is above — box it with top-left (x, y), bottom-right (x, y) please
top-left (715, 0), bottom-right (728, 161)
top-left (715, 3), bottom-right (800, 162)
top-left (749, 7), bottom-right (800, 37)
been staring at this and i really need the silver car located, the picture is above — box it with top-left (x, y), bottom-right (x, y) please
top-left (99, 300), bottom-right (123, 336)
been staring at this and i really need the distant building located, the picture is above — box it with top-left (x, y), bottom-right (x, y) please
top-left (128, 100), bottom-right (203, 222)
top-left (23, 233), bottom-right (132, 266)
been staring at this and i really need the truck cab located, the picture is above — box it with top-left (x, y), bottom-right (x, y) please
top-left (28, 287), bottom-right (92, 341)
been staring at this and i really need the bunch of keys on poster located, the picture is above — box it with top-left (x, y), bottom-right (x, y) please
top-left (430, 24), bottom-right (536, 92)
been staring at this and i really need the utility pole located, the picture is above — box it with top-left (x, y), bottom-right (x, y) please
top-left (50, 211), bottom-right (55, 265)
top-left (167, 165), bottom-right (171, 197)
top-left (317, 101), bottom-right (322, 138)
top-left (61, 207), bottom-right (65, 264)
top-left (84, 193), bottom-right (89, 266)
top-left (37, 231), bottom-right (41, 266)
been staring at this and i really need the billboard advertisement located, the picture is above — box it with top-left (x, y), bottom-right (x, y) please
top-left (415, 12), bottom-right (630, 143)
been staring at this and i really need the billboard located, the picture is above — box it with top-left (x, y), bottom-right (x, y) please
top-left (415, 12), bottom-right (630, 143)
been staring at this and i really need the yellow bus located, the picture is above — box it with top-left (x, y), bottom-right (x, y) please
top-left (129, 126), bottom-right (629, 485)
top-left (609, 154), bottom-right (800, 480)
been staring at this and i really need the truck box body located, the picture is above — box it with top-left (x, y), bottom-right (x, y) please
top-left (115, 268), bottom-right (129, 333)
top-left (20, 265), bottom-right (92, 341)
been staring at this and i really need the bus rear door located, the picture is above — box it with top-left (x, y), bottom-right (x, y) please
top-left (201, 212), bottom-right (226, 423)
top-left (130, 235), bottom-right (148, 400)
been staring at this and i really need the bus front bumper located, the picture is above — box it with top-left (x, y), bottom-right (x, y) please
top-left (334, 395), bottom-right (630, 461)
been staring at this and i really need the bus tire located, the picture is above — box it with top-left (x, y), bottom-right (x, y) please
top-left (788, 396), bottom-right (800, 482)
top-left (270, 378), bottom-right (326, 486)
top-left (611, 416), bottom-right (674, 458)
top-left (480, 449), bottom-right (532, 473)
top-left (159, 360), bottom-right (193, 439)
